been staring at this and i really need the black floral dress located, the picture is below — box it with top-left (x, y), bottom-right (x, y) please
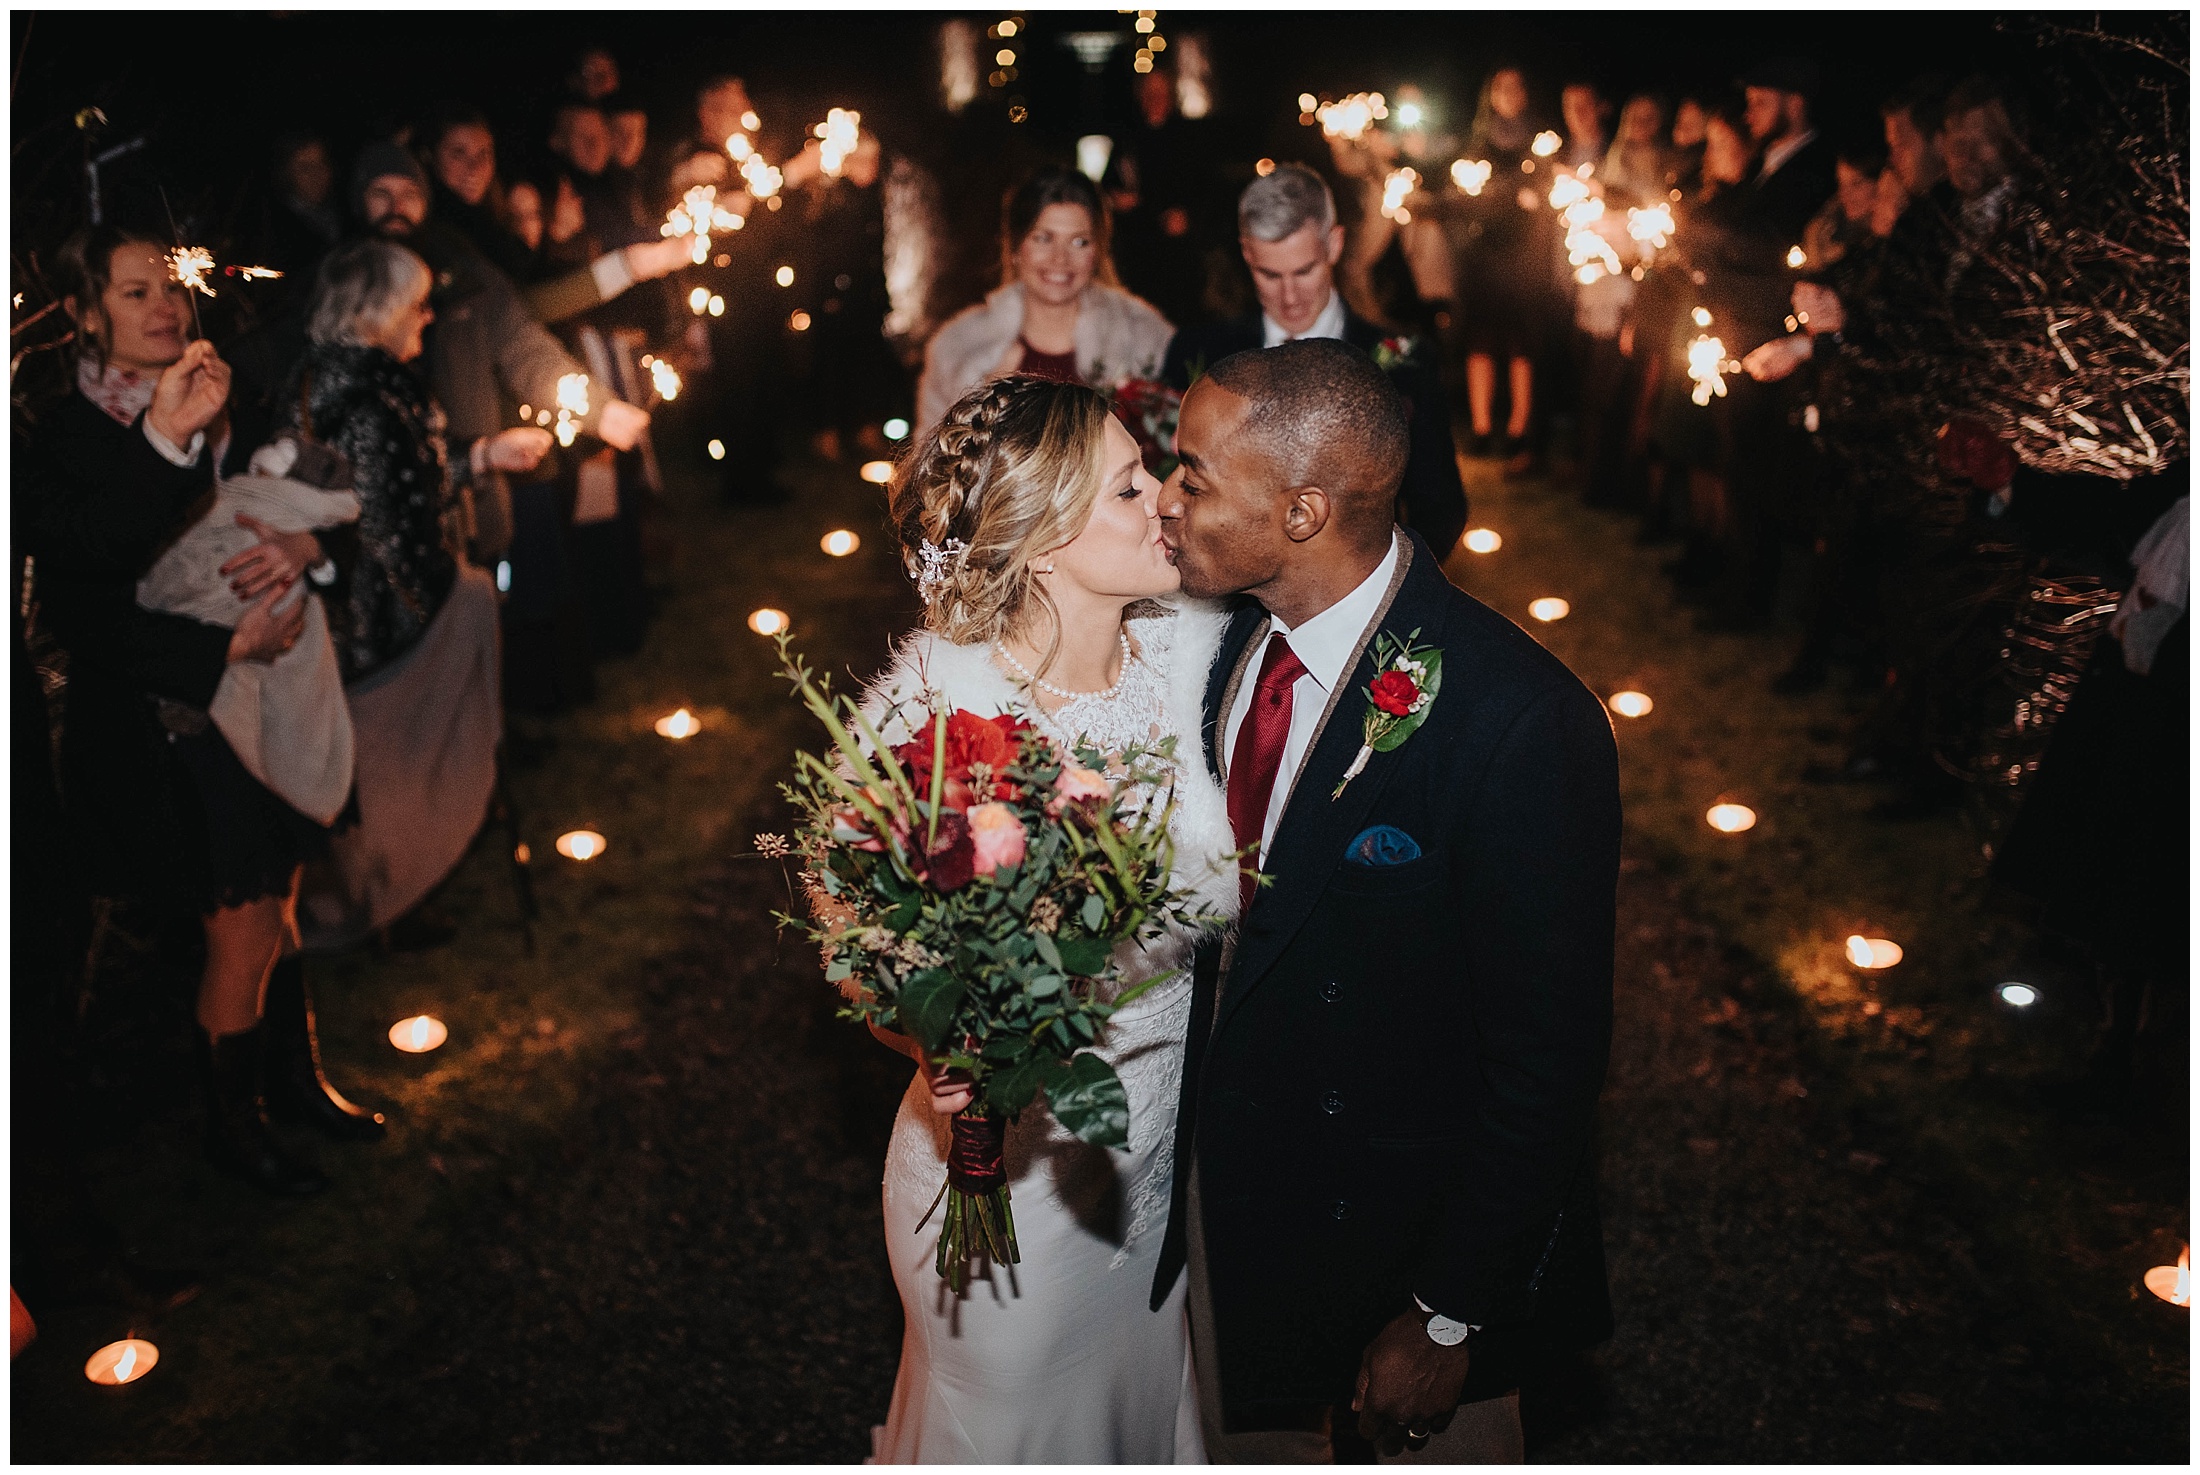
top-left (289, 343), bottom-right (463, 684)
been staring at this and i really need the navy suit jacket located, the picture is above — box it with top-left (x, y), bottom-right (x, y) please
top-left (1152, 530), bottom-right (1618, 1415)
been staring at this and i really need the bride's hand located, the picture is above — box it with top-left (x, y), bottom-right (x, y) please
top-left (917, 1054), bottom-right (976, 1115)
top-left (870, 1024), bottom-right (977, 1114)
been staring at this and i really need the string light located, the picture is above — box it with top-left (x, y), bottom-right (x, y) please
top-left (747, 608), bottom-right (790, 636)
top-left (821, 529), bottom-right (861, 557)
top-left (1462, 528), bottom-right (1502, 553)
top-left (775, 265), bottom-right (795, 287)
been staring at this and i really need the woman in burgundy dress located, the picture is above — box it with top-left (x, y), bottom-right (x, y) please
top-left (917, 167), bottom-right (1174, 431)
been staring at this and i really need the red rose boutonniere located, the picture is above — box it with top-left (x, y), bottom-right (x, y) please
top-left (1333, 629), bottom-right (1443, 799)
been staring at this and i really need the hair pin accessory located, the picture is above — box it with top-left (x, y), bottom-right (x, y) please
top-left (915, 537), bottom-right (968, 603)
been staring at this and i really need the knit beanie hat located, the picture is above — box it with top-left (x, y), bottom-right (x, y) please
top-left (350, 141), bottom-right (429, 220)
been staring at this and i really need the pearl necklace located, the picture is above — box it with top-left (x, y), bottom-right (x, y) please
top-left (995, 632), bottom-right (1133, 702)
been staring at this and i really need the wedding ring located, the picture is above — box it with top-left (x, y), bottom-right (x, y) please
top-left (1408, 1426), bottom-right (1430, 1440)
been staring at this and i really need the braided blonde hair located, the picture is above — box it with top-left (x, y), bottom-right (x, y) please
top-left (890, 375), bottom-right (1114, 679)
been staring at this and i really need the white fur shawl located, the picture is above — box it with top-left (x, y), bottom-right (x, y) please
top-left (857, 598), bottom-right (1241, 972)
top-left (915, 281), bottom-right (1176, 432)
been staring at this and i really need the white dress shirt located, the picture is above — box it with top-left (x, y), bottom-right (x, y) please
top-left (1260, 286), bottom-right (1349, 349)
top-left (1223, 531), bottom-right (1401, 863)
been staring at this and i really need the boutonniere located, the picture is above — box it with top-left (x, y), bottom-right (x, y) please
top-left (1333, 629), bottom-right (1442, 799)
top-left (1371, 335), bottom-right (1418, 373)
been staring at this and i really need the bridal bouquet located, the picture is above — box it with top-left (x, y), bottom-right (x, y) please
top-left (1109, 376), bottom-right (1183, 478)
top-left (772, 638), bottom-right (1219, 1290)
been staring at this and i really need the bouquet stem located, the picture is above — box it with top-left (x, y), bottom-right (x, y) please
top-left (933, 1111), bottom-right (1019, 1292)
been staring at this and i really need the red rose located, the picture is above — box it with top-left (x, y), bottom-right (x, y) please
top-left (1369, 670), bottom-right (1420, 717)
top-left (921, 808), bottom-right (976, 892)
top-left (899, 709), bottom-right (1032, 802)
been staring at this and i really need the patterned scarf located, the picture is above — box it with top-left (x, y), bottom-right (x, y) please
top-left (77, 356), bottom-right (158, 427)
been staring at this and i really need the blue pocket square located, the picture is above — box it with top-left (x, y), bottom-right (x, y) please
top-left (1346, 824), bottom-right (1423, 866)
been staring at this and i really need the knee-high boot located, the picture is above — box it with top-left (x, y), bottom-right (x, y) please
top-left (262, 957), bottom-right (387, 1141)
top-left (199, 1025), bottom-right (329, 1196)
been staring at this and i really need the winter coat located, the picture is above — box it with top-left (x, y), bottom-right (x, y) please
top-left (288, 342), bottom-right (462, 684)
top-left (917, 281), bottom-right (1174, 432)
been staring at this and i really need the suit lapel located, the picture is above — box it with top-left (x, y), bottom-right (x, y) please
top-left (1219, 536), bottom-right (1441, 1031)
top-left (1204, 601), bottom-right (1269, 784)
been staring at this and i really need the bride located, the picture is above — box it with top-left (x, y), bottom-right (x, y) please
top-left (856, 375), bottom-right (1238, 1463)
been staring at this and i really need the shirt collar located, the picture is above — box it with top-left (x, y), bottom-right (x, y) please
top-left (1270, 530), bottom-right (1401, 695)
top-left (1261, 287), bottom-right (1349, 349)
top-left (1760, 128), bottom-right (1817, 181)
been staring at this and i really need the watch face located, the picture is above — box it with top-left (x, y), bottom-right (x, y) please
top-left (1425, 1315), bottom-right (1471, 1347)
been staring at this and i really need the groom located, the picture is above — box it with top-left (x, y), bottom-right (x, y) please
top-left (1153, 340), bottom-right (1619, 1462)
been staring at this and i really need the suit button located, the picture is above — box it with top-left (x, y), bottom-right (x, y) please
top-left (1320, 979), bottom-right (1343, 1003)
top-left (1322, 1090), bottom-right (1344, 1115)
top-left (1332, 1200), bottom-right (1350, 1220)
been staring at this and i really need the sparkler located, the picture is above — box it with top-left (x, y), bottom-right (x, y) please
top-left (662, 184), bottom-right (745, 265)
top-left (1558, 196), bottom-right (1622, 285)
top-left (641, 354), bottom-right (681, 402)
top-left (1530, 130), bottom-right (1562, 158)
top-left (739, 154), bottom-right (784, 199)
top-left (1547, 174), bottom-right (1591, 211)
top-left (813, 108), bottom-right (863, 177)
top-left (1686, 323), bottom-right (1733, 406)
top-left (1450, 158), bottom-right (1493, 196)
top-left (1380, 167), bottom-right (1419, 224)
top-left (1311, 92), bottom-right (1388, 141)
top-left (553, 372), bottom-right (590, 447)
top-left (1626, 203), bottom-right (1675, 253)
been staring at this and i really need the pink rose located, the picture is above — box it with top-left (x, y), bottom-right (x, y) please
top-left (1053, 764), bottom-right (1110, 806)
top-left (968, 802), bottom-right (1027, 876)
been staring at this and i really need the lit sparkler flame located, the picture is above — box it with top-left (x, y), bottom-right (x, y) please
top-left (224, 264), bottom-right (284, 281)
top-left (1380, 167), bottom-right (1419, 224)
top-left (1530, 130), bottom-right (1562, 158)
top-left (1313, 92), bottom-right (1388, 141)
top-left (814, 108), bottom-right (863, 177)
top-left (553, 372), bottom-right (590, 447)
top-left (663, 184), bottom-right (746, 265)
top-left (1626, 203), bottom-right (1674, 251)
top-left (166, 246), bottom-right (217, 298)
top-left (1450, 158), bottom-right (1493, 196)
top-left (1559, 195), bottom-right (1622, 285)
top-left (739, 154), bottom-right (784, 199)
top-left (1687, 332), bottom-right (1731, 405)
top-left (643, 355), bottom-right (681, 402)
top-left (1548, 174), bottom-right (1590, 210)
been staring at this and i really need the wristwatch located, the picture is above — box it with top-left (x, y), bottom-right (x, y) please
top-left (1414, 1294), bottom-right (1477, 1348)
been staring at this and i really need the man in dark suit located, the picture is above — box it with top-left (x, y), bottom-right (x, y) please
top-left (1712, 58), bottom-right (1842, 630)
top-left (1153, 339), bottom-right (1618, 1461)
top-left (1161, 164), bottom-right (1469, 560)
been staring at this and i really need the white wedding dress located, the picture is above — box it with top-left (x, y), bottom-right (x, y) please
top-left (859, 601), bottom-right (1238, 1465)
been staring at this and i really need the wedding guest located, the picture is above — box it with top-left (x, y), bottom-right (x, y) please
top-left (284, 239), bottom-right (507, 967)
top-left (421, 106), bottom-right (535, 282)
top-left (1455, 66), bottom-right (1552, 467)
top-left (1601, 94), bottom-right (1671, 203)
top-left (27, 227), bottom-right (329, 1196)
top-left (916, 166), bottom-right (1174, 432)
top-left (1161, 163), bottom-right (1466, 555)
top-left (251, 133), bottom-right (343, 285)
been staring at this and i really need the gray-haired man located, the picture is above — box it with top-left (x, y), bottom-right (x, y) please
top-left (1163, 163), bottom-right (1466, 555)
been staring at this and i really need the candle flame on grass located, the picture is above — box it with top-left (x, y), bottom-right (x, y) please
top-left (2144, 1247), bottom-right (2190, 1306)
top-left (1844, 935), bottom-right (1903, 969)
top-left (1705, 803), bottom-right (1757, 833)
top-left (655, 708), bottom-right (701, 739)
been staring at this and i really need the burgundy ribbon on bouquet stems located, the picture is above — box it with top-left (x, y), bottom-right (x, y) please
top-left (947, 1112), bottom-right (1007, 1195)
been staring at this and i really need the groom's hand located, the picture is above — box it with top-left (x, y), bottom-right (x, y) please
top-left (1353, 1308), bottom-right (1473, 1456)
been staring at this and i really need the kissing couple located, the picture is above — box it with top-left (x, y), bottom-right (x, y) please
top-left (855, 339), bottom-right (1619, 1463)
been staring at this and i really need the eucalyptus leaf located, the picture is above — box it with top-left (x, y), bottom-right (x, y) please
top-left (897, 968), bottom-right (964, 1052)
top-left (1080, 892), bottom-right (1105, 930)
top-left (1033, 931), bottom-right (1063, 970)
top-left (1046, 1052), bottom-right (1129, 1148)
top-left (1054, 933), bottom-right (1113, 977)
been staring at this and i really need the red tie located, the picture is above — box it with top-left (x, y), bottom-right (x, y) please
top-left (1227, 634), bottom-right (1307, 914)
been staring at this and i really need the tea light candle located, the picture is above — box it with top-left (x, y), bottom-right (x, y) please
top-left (1705, 803), bottom-right (1756, 833)
top-left (820, 529), bottom-right (860, 557)
top-left (1462, 528), bottom-right (1502, 554)
top-left (1845, 935), bottom-right (1903, 969)
top-left (1528, 597), bottom-right (1570, 622)
top-left (2145, 1247), bottom-right (2190, 1306)
top-left (748, 608), bottom-right (789, 636)
top-left (859, 460), bottom-right (895, 484)
top-left (85, 1338), bottom-right (159, 1386)
top-left (556, 830), bottom-right (606, 862)
top-left (655, 708), bottom-right (701, 740)
top-left (389, 1015), bottom-right (448, 1053)
top-left (1608, 691), bottom-right (1653, 718)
